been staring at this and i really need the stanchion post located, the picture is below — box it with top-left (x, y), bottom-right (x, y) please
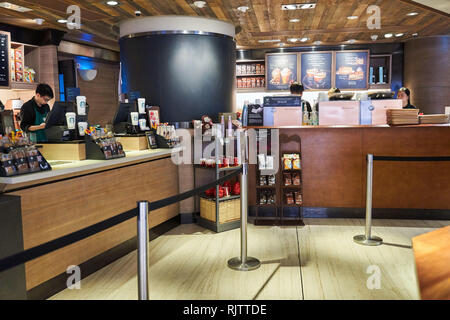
top-left (354, 154), bottom-right (383, 246)
top-left (137, 201), bottom-right (150, 300)
top-left (228, 130), bottom-right (261, 271)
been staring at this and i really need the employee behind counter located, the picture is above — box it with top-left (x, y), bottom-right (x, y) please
top-left (19, 83), bottom-right (54, 143)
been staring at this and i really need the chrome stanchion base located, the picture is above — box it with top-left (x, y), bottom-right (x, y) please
top-left (227, 257), bottom-right (261, 271)
top-left (353, 235), bottom-right (383, 246)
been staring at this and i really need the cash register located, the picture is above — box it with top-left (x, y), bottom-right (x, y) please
top-left (45, 101), bottom-right (89, 142)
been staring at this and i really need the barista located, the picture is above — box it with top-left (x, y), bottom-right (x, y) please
top-left (290, 82), bottom-right (312, 112)
top-left (397, 87), bottom-right (417, 109)
top-left (19, 83), bottom-right (54, 142)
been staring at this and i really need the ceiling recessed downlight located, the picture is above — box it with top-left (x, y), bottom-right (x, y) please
top-left (258, 39), bottom-right (281, 43)
top-left (395, 33), bottom-right (404, 37)
top-left (313, 40), bottom-right (321, 45)
top-left (237, 6), bottom-right (249, 12)
top-left (384, 33), bottom-right (393, 38)
top-left (412, 33), bottom-right (419, 37)
top-left (300, 37), bottom-right (309, 42)
top-left (288, 38), bottom-right (298, 42)
top-left (0, 2), bottom-right (33, 12)
top-left (282, 3), bottom-right (316, 10)
top-left (289, 18), bottom-right (300, 23)
top-left (57, 19), bottom-right (67, 23)
top-left (194, 1), bottom-right (206, 8)
top-left (347, 16), bottom-right (358, 20)
top-left (406, 12), bottom-right (418, 16)
top-left (34, 18), bottom-right (44, 25)
top-left (347, 39), bottom-right (356, 43)
top-left (106, 1), bottom-right (119, 6)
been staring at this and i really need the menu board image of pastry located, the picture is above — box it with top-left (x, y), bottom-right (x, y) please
top-left (301, 52), bottom-right (332, 90)
top-left (335, 51), bottom-right (369, 89)
top-left (266, 53), bottom-right (298, 91)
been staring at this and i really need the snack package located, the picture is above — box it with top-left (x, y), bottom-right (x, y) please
top-left (259, 192), bottom-right (267, 205)
top-left (286, 192), bottom-right (294, 205)
top-left (283, 155), bottom-right (293, 170)
top-left (292, 155), bottom-right (301, 170)
top-left (259, 175), bottom-right (267, 186)
top-left (268, 174), bottom-right (276, 186)
top-left (295, 192), bottom-right (303, 205)
top-left (14, 49), bottom-right (23, 61)
top-left (284, 173), bottom-right (292, 186)
top-left (293, 173), bottom-right (301, 186)
top-left (15, 61), bottom-right (23, 72)
top-left (258, 154), bottom-right (266, 170)
top-left (267, 192), bottom-right (275, 205)
top-left (15, 72), bottom-right (23, 82)
top-left (24, 68), bottom-right (31, 83)
top-left (30, 69), bottom-right (36, 83)
top-left (266, 155), bottom-right (274, 170)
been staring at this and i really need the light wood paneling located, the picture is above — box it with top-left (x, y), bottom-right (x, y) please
top-left (1, 0), bottom-right (448, 50)
top-left (10, 157), bottom-right (179, 290)
top-left (116, 136), bottom-right (148, 151)
top-left (39, 143), bottom-right (86, 161)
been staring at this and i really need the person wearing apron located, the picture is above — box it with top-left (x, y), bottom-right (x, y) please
top-left (19, 84), bottom-right (54, 143)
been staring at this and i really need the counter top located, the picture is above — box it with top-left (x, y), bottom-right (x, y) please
top-left (0, 148), bottom-right (180, 192)
top-left (244, 124), bottom-right (450, 129)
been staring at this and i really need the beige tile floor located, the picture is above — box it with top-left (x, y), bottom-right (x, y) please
top-left (49, 219), bottom-right (449, 300)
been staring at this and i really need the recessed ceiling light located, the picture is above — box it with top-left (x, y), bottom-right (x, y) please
top-left (106, 0), bottom-right (119, 6)
top-left (412, 33), bottom-right (419, 37)
top-left (237, 6), bottom-right (249, 12)
top-left (278, 43), bottom-right (285, 47)
top-left (371, 35), bottom-right (378, 41)
top-left (289, 18), bottom-right (300, 23)
top-left (347, 39), bottom-right (356, 43)
top-left (395, 33), bottom-right (404, 37)
top-left (300, 37), bottom-right (309, 42)
top-left (314, 40), bottom-right (321, 45)
top-left (288, 38), bottom-right (298, 43)
top-left (282, 3), bottom-right (316, 10)
top-left (384, 33), bottom-right (393, 38)
top-left (258, 39), bottom-right (281, 43)
top-left (34, 18), bottom-right (44, 25)
top-left (406, 12), bottom-right (418, 16)
top-left (57, 19), bottom-right (67, 23)
top-left (194, 1), bottom-right (206, 8)
top-left (0, 2), bottom-right (33, 12)
top-left (347, 16), bottom-right (358, 20)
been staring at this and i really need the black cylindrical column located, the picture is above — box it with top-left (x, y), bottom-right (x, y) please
top-left (120, 16), bottom-right (236, 123)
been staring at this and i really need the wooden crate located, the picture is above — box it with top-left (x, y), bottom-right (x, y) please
top-left (200, 197), bottom-right (240, 223)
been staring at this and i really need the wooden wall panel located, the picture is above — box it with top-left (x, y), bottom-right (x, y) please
top-left (11, 157), bottom-right (179, 290)
top-left (39, 46), bottom-right (59, 101)
top-left (76, 60), bottom-right (120, 126)
top-left (404, 36), bottom-right (450, 114)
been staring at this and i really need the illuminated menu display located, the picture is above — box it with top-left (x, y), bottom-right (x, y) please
top-left (0, 33), bottom-right (9, 88)
top-left (335, 51), bottom-right (369, 90)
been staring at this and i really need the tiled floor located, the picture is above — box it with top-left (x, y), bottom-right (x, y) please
top-left (49, 219), bottom-right (449, 300)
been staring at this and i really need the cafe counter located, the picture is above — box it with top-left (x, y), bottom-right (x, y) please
top-left (0, 148), bottom-right (180, 299)
top-left (245, 124), bottom-right (450, 219)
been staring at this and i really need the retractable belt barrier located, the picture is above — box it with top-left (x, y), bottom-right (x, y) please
top-left (353, 154), bottom-right (450, 246)
top-left (0, 167), bottom-right (243, 274)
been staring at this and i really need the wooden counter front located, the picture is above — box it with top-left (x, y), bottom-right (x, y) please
top-left (248, 125), bottom-right (450, 213)
top-left (1, 149), bottom-right (180, 296)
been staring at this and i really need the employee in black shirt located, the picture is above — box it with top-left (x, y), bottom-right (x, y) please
top-left (19, 83), bottom-right (54, 142)
top-left (397, 87), bottom-right (417, 109)
top-left (290, 82), bottom-right (312, 112)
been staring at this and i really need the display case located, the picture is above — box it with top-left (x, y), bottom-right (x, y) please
top-left (10, 42), bottom-right (39, 89)
top-left (236, 59), bottom-right (266, 92)
top-left (369, 54), bottom-right (392, 90)
top-left (250, 129), bottom-right (304, 226)
top-left (194, 135), bottom-right (242, 233)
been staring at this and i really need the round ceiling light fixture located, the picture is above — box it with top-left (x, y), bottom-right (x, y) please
top-left (384, 33), bottom-right (393, 38)
top-left (313, 40), bottom-right (321, 45)
top-left (406, 12), bottom-right (418, 16)
top-left (347, 39), bottom-right (356, 43)
top-left (237, 6), bottom-right (249, 13)
top-left (289, 18), bottom-right (300, 23)
top-left (300, 37), bottom-right (309, 42)
top-left (288, 38), bottom-right (298, 43)
top-left (57, 19), bottom-right (67, 23)
top-left (347, 16), bottom-right (358, 20)
top-left (194, 1), bottom-right (206, 8)
top-left (412, 33), bottom-right (419, 37)
top-left (395, 33), bottom-right (404, 37)
top-left (106, 1), bottom-right (119, 6)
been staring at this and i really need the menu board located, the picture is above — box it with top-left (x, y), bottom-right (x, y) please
top-left (300, 52), bottom-right (332, 90)
top-left (335, 51), bottom-right (369, 90)
top-left (266, 53), bottom-right (298, 91)
top-left (0, 32), bottom-right (10, 88)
